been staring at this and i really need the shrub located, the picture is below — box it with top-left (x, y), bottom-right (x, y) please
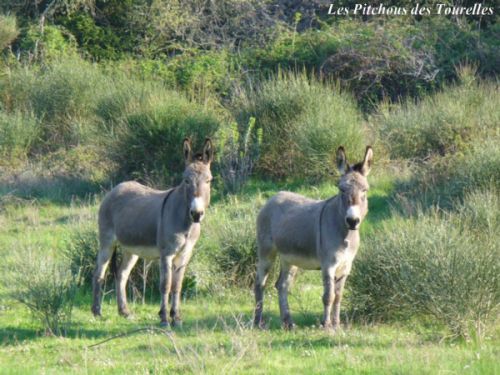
top-left (166, 50), bottom-right (235, 97)
top-left (114, 90), bottom-right (224, 183)
top-left (0, 110), bottom-right (39, 163)
top-left (349, 197), bottom-right (499, 339)
top-left (0, 14), bottom-right (18, 50)
top-left (399, 138), bottom-right (500, 209)
top-left (245, 17), bottom-right (498, 111)
top-left (66, 226), bottom-right (99, 288)
top-left (375, 70), bottom-right (499, 160)
top-left (0, 57), bottom-right (106, 150)
top-left (235, 72), bottom-right (365, 180)
top-left (7, 249), bottom-right (80, 336)
top-left (200, 196), bottom-right (261, 287)
top-left (19, 24), bottom-right (77, 61)
top-left (218, 118), bottom-right (262, 193)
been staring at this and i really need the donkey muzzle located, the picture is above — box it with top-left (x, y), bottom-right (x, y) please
top-left (346, 217), bottom-right (360, 230)
top-left (190, 210), bottom-right (204, 223)
top-left (345, 205), bottom-right (361, 230)
top-left (190, 197), bottom-right (205, 223)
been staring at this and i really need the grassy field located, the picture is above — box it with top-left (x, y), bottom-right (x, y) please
top-left (0, 174), bottom-right (498, 374)
top-left (1, 294), bottom-right (498, 374)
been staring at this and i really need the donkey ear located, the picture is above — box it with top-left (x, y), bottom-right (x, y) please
top-left (183, 138), bottom-right (192, 164)
top-left (360, 146), bottom-right (373, 176)
top-left (336, 146), bottom-right (348, 175)
top-left (202, 138), bottom-right (214, 164)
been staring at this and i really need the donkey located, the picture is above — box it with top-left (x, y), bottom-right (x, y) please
top-left (254, 146), bottom-right (373, 330)
top-left (91, 138), bottom-right (214, 326)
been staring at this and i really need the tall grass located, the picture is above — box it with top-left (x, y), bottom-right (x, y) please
top-left (0, 56), bottom-right (230, 186)
top-left (1, 58), bottom-right (105, 150)
top-left (0, 110), bottom-right (38, 164)
top-left (200, 195), bottom-right (262, 287)
top-left (393, 137), bottom-right (500, 211)
top-left (349, 191), bottom-right (499, 339)
top-left (375, 69), bottom-right (499, 160)
top-left (235, 72), bottom-right (366, 179)
top-left (114, 90), bottom-right (224, 184)
top-left (6, 248), bottom-right (80, 336)
top-left (0, 14), bottom-right (18, 50)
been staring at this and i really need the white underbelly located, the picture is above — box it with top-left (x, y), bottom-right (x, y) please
top-left (280, 253), bottom-right (321, 270)
top-left (122, 246), bottom-right (160, 259)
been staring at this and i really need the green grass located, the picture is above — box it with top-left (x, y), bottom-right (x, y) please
top-left (1, 291), bottom-right (498, 374)
top-left (1, 174), bottom-right (498, 373)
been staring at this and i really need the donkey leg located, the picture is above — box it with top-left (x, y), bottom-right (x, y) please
top-left (158, 254), bottom-right (174, 327)
top-left (254, 254), bottom-right (275, 328)
top-left (275, 262), bottom-right (298, 330)
top-left (116, 252), bottom-right (139, 318)
top-left (91, 233), bottom-right (114, 317)
top-left (331, 275), bottom-right (347, 330)
top-left (170, 245), bottom-right (195, 327)
top-left (321, 265), bottom-right (337, 330)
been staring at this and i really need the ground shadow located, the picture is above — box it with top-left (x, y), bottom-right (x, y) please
top-left (0, 325), bottom-right (126, 346)
top-left (0, 175), bottom-right (105, 207)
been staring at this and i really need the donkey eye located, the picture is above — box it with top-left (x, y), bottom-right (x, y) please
top-left (184, 178), bottom-right (190, 185)
top-left (206, 179), bottom-right (212, 184)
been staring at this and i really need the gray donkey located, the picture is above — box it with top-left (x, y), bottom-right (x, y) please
top-left (254, 146), bottom-right (373, 330)
top-left (92, 138), bottom-right (214, 326)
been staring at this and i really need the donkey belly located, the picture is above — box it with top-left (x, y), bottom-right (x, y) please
top-left (280, 253), bottom-right (321, 270)
top-left (122, 245), bottom-right (160, 259)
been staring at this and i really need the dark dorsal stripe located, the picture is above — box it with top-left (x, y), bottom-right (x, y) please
top-left (159, 187), bottom-right (176, 223)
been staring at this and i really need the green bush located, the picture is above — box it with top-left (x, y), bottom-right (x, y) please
top-left (245, 17), bottom-right (498, 111)
top-left (197, 196), bottom-right (261, 287)
top-left (235, 72), bottom-right (365, 179)
top-left (375, 70), bottom-right (499, 160)
top-left (0, 57), bottom-right (106, 150)
top-left (114, 91), bottom-right (224, 183)
top-left (398, 138), bottom-right (500, 209)
top-left (0, 110), bottom-right (39, 163)
top-left (7, 249), bottom-right (80, 336)
top-left (0, 14), bottom-right (18, 50)
top-left (349, 195), bottom-right (499, 339)
top-left (66, 226), bottom-right (99, 288)
top-left (167, 50), bottom-right (235, 97)
top-left (218, 118), bottom-right (262, 193)
top-left (19, 24), bottom-right (77, 61)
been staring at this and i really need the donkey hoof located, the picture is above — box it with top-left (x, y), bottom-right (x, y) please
top-left (332, 324), bottom-right (344, 333)
top-left (91, 306), bottom-right (102, 317)
top-left (159, 320), bottom-right (170, 328)
top-left (118, 309), bottom-right (131, 318)
top-left (321, 322), bottom-right (335, 332)
top-left (171, 318), bottom-right (183, 328)
top-left (282, 320), bottom-right (296, 330)
top-left (253, 319), bottom-right (266, 330)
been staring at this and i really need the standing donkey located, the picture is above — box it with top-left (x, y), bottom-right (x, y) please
top-left (92, 138), bottom-right (214, 326)
top-left (254, 146), bottom-right (373, 330)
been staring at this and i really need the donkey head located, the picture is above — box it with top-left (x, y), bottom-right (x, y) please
top-left (182, 138), bottom-right (214, 223)
top-left (336, 146), bottom-right (373, 230)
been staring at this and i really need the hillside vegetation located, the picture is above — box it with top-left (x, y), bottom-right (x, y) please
top-left (0, 2), bottom-right (498, 373)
